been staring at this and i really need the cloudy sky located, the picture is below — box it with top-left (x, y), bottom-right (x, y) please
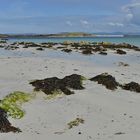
top-left (0, 0), bottom-right (140, 33)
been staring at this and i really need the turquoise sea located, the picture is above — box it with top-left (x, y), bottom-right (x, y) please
top-left (9, 36), bottom-right (140, 46)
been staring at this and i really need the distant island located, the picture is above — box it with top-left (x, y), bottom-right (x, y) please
top-left (0, 32), bottom-right (140, 39)
top-left (0, 32), bottom-right (95, 39)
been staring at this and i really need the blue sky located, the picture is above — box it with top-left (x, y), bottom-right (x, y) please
top-left (0, 0), bottom-right (140, 33)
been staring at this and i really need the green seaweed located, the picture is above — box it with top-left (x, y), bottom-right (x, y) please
top-left (0, 91), bottom-right (32, 119)
top-left (79, 76), bottom-right (87, 88)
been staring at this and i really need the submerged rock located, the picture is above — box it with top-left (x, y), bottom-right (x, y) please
top-left (0, 108), bottom-right (21, 133)
top-left (121, 82), bottom-right (140, 93)
top-left (30, 74), bottom-right (85, 95)
top-left (90, 73), bottom-right (119, 90)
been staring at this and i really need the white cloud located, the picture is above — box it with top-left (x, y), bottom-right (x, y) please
top-left (122, 2), bottom-right (140, 25)
top-left (108, 22), bottom-right (124, 27)
top-left (122, 3), bottom-right (140, 12)
top-left (66, 21), bottom-right (73, 26)
top-left (80, 20), bottom-right (89, 25)
top-left (126, 13), bottom-right (133, 20)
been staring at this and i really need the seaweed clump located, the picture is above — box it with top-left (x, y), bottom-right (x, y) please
top-left (0, 91), bottom-right (32, 119)
top-left (121, 82), bottom-right (140, 93)
top-left (116, 49), bottom-right (126, 55)
top-left (82, 48), bottom-right (93, 55)
top-left (62, 49), bottom-right (72, 53)
top-left (67, 118), bottom-right (84, 129)
top-left (36, 47), bottom-right (44, 51)
top-left (90, 73), bottom-right (119, 90)
top-left (0, 108), bottom-right (21, 133)
top-left (99, 51), bottom-right (107, 55)
top-left (30, 74), bottom-right (85, 95)
top-left (45, 89), bottom-right (64, 100)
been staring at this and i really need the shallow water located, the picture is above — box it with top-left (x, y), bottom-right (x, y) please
top-left (0, 48), bottom-right (139, 68)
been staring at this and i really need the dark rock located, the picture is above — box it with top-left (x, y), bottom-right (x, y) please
top-left (0, 45), bottom-right (4, 48)
top-left (62, 49), bottom-right (72, 53)
top-left (93, 46), bottom-right (107, 52)
top-left (99, 51), bottom-right (107, 55)
top-left (23, 46), bottom-right (29, 48)
top-left (134, 48), bottom-right (140, 51)
top-left (116, 49), bottom-right (126, 55)
top-left (30, 74), bottom-right (85, 95)
top-left (18, 42), bottom-right (25, 45)
top-left (24, 42), bottom-right (40, 48)
top-left (121, 82), bottom-right (140, 93)
top-left (57, 46), bottom-right (66, 49)
top-left (103, 43), bottom-right (139, 51)
top-left (36, 47), bottom-right (44, 51)
top-left (11, 42), bottom-right (18, 45)
top-left (0, 108), bottom-right (21, 133)
top-left (90, 73), bottom-right (119, 90)
top-left (5, 46), bottom-right (19, 50)
top-left (82, 49), bottom-right (92, 55)
top-left (41, 42), bottom-right (48, 45)
top-left (0, 41), bottom-right (7, 44)
top-left (47, 44), bottom-right (53, 48)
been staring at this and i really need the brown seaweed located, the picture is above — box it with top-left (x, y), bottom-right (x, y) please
top-left (0, 108), bottom-right (21, 133)
top-left (121, 82), bottom-right (140, 93)
top-left (30, 74), bottom-right (85, 95)
top-left (116, 49), bottom-right (127, 55)
top-left (90, 73), bottom-right (119, 90)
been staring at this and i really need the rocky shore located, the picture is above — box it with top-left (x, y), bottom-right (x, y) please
top-left (0, 40), bottom-right (140, 55)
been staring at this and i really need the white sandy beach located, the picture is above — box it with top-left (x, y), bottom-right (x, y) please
top-left (0, 48), bottom-right (140, 140)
